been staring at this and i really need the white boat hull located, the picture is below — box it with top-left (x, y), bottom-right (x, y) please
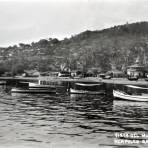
top-left (11, 88), bottom-right (56, 94)
top-left (70, 88), bottom-right (105, 95)
top-left (113, 90), bottom-right (148, 102)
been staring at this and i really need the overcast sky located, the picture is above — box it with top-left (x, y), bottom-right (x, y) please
top-left (0, 0), bottom-right (148, 47)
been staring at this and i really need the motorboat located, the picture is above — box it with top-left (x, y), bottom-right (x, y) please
top-left (28, 76), bottom-right (59, 89)
top-left (113, 85), bottom-right (148, 102)
top-left (29, 82), bottom-right (55, 89)
top-left (69, 82), bottom-right (105, 95)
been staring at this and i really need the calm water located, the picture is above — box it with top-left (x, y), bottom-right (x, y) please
top-left (0, 85), bottom-right (148, 148)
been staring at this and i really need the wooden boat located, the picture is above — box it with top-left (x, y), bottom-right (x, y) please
top-left (69, 82), bottom-right (105, 95)
top-left (113, 85), bottom-right (148, 102)
top-left (29, 82), bottom-right (55, 89)
top-left (11, 88), bottom-right (56, 94)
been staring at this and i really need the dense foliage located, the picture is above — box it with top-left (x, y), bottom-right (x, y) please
top-left (1, 21), bottom-right (148, 75)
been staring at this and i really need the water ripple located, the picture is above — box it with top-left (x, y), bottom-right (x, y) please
top-left (0, 86), bottom-right (147, 148)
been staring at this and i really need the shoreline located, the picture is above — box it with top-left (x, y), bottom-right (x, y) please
top-left (0, 76), bottom-right (148, 86)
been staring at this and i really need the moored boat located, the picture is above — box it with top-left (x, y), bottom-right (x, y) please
top-left (29, 82), bottom-right (55, 89)
top-left (28, 79), bottom-right (67, 94)
top-left (69, 82), bottom-right (105, 95)
top-left (113, 85), bottom-right (148, 102)
top-left (11, 88), bottom-right (56, 94)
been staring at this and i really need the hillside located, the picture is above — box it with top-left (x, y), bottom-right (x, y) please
top-left (1, 21), bottom-right (148, 75)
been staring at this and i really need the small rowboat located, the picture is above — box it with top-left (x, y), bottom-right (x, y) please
top-left (70, 82), bottom-right (105, 95)
top-left (11, 88), bottom-right (56, 94)
top-left (113, 85), bottom-right (148, 102)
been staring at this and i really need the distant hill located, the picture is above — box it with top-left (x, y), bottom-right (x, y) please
top-left (1, 21), bottom-right (148, 75)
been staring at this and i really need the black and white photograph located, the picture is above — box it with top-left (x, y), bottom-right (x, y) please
top-left (0, 0), bottom-right (148, 147)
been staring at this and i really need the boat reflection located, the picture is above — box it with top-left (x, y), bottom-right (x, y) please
top-left (69, 94), bottom-right (113, 113)
top-left (113, 100), bottom-right (148, 108)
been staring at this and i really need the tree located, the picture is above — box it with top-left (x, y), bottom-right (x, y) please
top-left (11, 63), bottom-right (25, 76)
top-left (0, 64), bottom-right (8, 75)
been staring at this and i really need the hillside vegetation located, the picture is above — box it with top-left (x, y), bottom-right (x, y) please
top-left (1, 21), bottom-right (148, 75)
